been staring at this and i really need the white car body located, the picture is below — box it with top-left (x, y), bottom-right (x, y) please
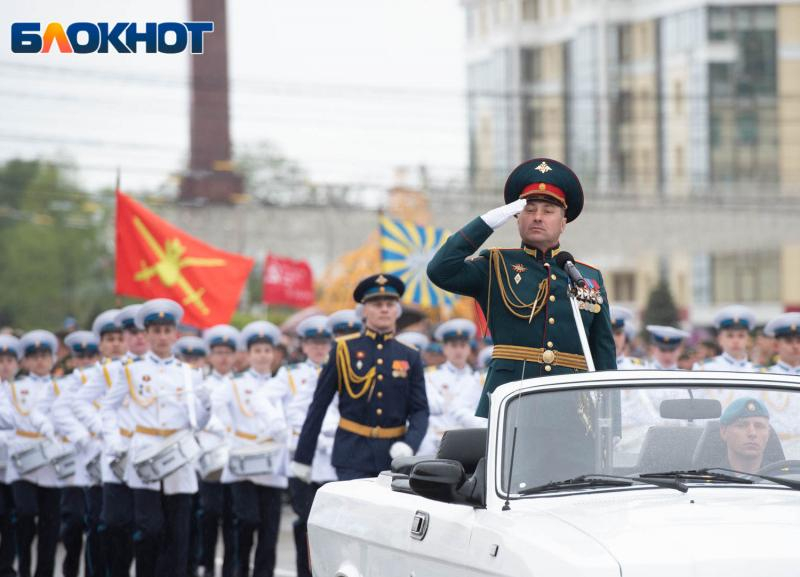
top-left (307, 371), bottom-right (800, 576)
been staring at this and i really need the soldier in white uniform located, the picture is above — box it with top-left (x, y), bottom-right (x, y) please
top-left (283, 315), bottom-right (336, 577)
top-left (174, 336), bottom-right (208, 370)
top-left (5, 330), bottom-right (61, 577)
top-left (326, 309), bottom-right (363, 338)
top-left (418, 319), bottom-right (482, 457)
top-left (0, 335), bottom-right (21, 577)
top-left (765, 313), bottom-right (800, 375)
top-left (213, 321), bottom-right (288, 577)
top-left (693, 305), bottom-right (756, 372)
top-left (645, 325), bottom-right (690, 370)
top-left (101, 299), bottom-right (211, 577)
top-left (70, 307), bottom-right (137, 577)
top-left (53, 330), bottom-right (101, 577)
top-left (197, 324), bottom-right (239, 577)
top-left (610, 306), bottom-right (644, 370)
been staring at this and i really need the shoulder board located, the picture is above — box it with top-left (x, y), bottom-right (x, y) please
top-left (575, 260), bottom-right (599, 271)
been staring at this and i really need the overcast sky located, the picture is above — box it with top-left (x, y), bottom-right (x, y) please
top-left (0, 0), bottom-right (467, 195)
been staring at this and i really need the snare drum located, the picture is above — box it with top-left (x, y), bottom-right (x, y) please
top-left (228, 443), bottom-right (282, 477)
top-left (11, 440), bottom-right (62, 475)
top-left (51, 447), bottom-right (77, 480)
top-left (110, 453), bottom-right (128, 483)
top-left (133, 431), bottom-right (200, 483)
top-left (196, 434), bottom-right (228, 481)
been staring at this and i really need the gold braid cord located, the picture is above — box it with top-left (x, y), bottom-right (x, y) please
top-left (336, 339), bottom-right (377, 400)
top-left (488, 250), bottom-right (549, 320)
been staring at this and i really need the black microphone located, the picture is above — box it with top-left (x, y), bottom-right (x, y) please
top-left (555, 252), bottom-right (586, 288)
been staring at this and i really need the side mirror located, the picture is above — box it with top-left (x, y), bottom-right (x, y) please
top-left (409, 459), bottom-right (467, 504)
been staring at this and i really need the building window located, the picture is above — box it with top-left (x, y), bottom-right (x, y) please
top-left (522, 0), bottom-right (540, 21)
top-left (611, 272), bottom-right (636, 302)
top-left (712, 252), bottom-right (780, 303)
top-left (674, 80), bottom-right (683, 115)
top-left (521, 48), bottom-right (542, 83)
top-left (618, 25), bottom-right (633, 64)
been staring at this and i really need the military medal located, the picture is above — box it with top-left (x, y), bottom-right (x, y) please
top-left (356, 360), bottom-right (363, 370)
top-left (512, 263), bottom-right (527, 285)
top-left (356, 350), bottom-right (365, 370)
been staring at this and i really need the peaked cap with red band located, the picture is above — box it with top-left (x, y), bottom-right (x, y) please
top-left (503, 157), bottom-right (584, 222)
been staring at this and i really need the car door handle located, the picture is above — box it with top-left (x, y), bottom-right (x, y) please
top-left (410, 510), bottom-right (429, 540)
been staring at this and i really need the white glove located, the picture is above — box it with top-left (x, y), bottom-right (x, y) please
top-left (480, 198), bottom-right (527, 230)
top-left (290, 461), bottom-right (312, 483)
top-left (38, 421), bottom-right (56, 442)
top-left (106, 437), bottom-right (127, 459)
top-left (72, 433), bottom-right (90, 453)
top-left (389, 441), bottom-right (414, 460)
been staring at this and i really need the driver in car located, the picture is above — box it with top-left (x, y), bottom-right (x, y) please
top-left (719, 397), bottom-right (771, 474)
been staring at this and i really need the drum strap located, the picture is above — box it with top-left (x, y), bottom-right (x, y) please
top-left (183, 363), bottom-right (197, 430)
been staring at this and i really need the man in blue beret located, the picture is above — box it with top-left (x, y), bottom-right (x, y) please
top-left (719, 397), bottom-right (771, 474)
top-left (427, 158), bottom-right (616, 418)
top-left (292, 273), bottom-right (429, 482)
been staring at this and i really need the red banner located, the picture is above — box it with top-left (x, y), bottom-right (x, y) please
top-left (115, 190), bottom-right (254, 328)
top-left (263, 253), bottom-right (314, 308)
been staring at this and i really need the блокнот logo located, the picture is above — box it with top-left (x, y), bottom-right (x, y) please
top-left (11, 22), bottom-right (214, 54)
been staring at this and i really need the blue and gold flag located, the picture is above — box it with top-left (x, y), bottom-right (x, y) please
top-left (379, 216), bottom-right (457, 308)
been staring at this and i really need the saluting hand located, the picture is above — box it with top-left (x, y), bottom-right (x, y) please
top-left (480, 198), bottom-right (527, 230)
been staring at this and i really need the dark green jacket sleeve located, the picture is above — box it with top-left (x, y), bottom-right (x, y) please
top-left (426, 217), bottom-right (494, 298)
top-left (589, 271), bottom-right (617, 371)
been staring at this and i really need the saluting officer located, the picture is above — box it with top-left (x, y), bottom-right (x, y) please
top-left (6, 330), bottom-right (61, 577)
top-left (282, 315), bottom-right (336, 577)
top-left (427, 159), bottom-right (616, 418)
top-left (292, 273), bottom-right (429, 482)
top-left (645, 326), bottom-right (690, 370)
top-left (0, 334), bottom-right (21, 577)
top-left (101, 299), bottom-right (211, 577)
top-left (213, 321), bottom-right (288, 577)
top-left (610, 306), bottom-right (643, 370)
top-left (693, 305), bottom-right (756, 372)
top-left (418, 319), bottom-right (482, 457)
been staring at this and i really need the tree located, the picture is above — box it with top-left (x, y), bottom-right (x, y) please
top-left (642, 278), bottom-right (679, 331)
top-left (0, 159), bottom-right (115, 330)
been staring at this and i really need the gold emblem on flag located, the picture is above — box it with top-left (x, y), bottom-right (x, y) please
top-left (132, 216), bottom-right (226, 316)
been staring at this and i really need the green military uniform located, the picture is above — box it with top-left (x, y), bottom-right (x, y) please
top-left (427, 158), bottom-right (616, 417)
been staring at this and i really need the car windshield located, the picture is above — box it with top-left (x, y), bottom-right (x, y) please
top-left (500, 380), bottom-right (800, 497)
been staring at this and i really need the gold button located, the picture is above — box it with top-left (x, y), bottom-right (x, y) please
top-left (378, 374), bottom-right (384, 381)
top-left (377, 358), bottom-right (383, 365)
top-left (548, 317), bottom-right (555, 325)
top-left (377, 344), bottom-right (383, 350)
top-left (551, 274), bottom-right (557, 281)
top-left (376, 408), bottom-right (383, 416)
top-left (377, 391), bottom-right (383, 399)
top-left (542, 349), bottom-right (555, 364)
top-left (549, 295), bottom-right (556, 302)
top-left (544, 365), bottom-right (552, 372)
top-left (547, 341), bottom-right (553, 348)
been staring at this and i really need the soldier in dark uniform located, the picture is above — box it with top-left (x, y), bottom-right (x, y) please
top-left (291, 274), bottom-right (429, 482)
top-left (427, 158), bottom-right (616, 418)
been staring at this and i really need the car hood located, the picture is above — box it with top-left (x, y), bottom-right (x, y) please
top-left (525, 486), bottom-right (800, 576)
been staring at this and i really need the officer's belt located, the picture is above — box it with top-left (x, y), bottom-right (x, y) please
top-left (492, 345), bottom-right (588, 371)
top-left (135, 425), bottom-right (178, 437)
top-left (338, 417), bottom-right (406, 439)
top-left (119, 427), bottom-right (133, 438)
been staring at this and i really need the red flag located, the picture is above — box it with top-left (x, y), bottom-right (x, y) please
top-left (115, 190), bottom-right (254, 328)
top-left (263, 254), bottom-right (314, 308)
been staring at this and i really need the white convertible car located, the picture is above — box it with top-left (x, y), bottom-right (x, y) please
top-left (307, 371), bottom-right (800, 576)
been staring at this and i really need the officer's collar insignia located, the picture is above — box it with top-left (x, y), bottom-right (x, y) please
top-left (375, 275), bottom-right (388, 285)
top-left (535, 161), bottom-right (552, 174)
